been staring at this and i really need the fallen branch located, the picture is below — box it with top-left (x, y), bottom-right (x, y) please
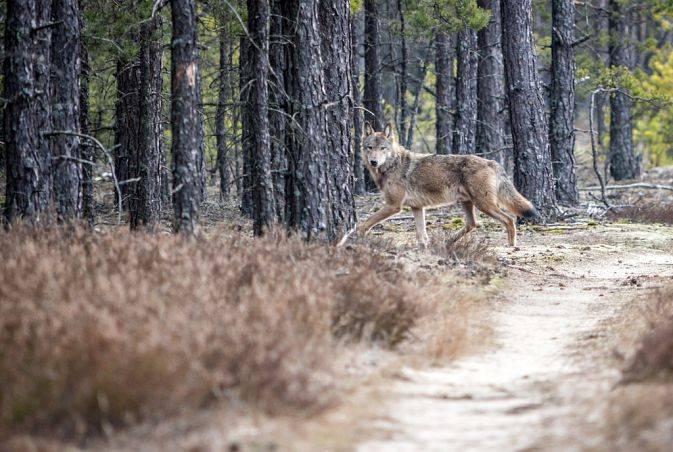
top-left (580, 183), bottom-right (673, 192)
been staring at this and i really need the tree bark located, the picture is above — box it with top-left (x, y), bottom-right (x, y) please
top-left (435, 31), bottom-right (455, 155)
top-left (351, 14), bottom-right (366, 195)
top-left (477, 0), bottom-right (507, 166)
top-left (79, 5), bottom-right (94, 226)
top-left (195, 60), bottom-right (207, 203)
top-left (170, 0), bottom-right (200, 235)
top-left (282, 0), bottom-right (356, 240)
top-left (246, 0), bottom-right (276, 235)
top-left (239, 35), bottom-right (254, 217)
top-left (501, 0), bottom-right (558, 220)
top-left (319, 0), bottom-right (356, 233)
top-left (396, 0), bottom-right (409, 145)
top-left (4, 0), bottom-right (52, 224)
top-left (216, 28), bottom-right (231, 202)
top-left (50, 0), bottom-right (82, 221)
top-left (549, 0), bottom-right (579, 205)
top-left (269, 0), bottom-right (288, 220)
top-left (114, 59), bottom-right (140, 210)
top-left (453, 27), bottom-right (478, 155)
top-left (130, 15), bottom-right (164, 230)
top-left (363, 0), bottom-right (384, 131)
top-left (608, 0), bottom-right (639, 181)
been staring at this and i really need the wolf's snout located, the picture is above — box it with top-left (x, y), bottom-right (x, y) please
top-left (369, 160), bottom-right (378, 167)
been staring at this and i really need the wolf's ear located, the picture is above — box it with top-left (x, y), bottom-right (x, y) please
top-left (365, 122), bottom-right (374, 136)
top-left (383, 122), bottom-right (392, 139)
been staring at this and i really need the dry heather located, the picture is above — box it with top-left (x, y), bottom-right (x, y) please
top-left (0, 226), bottom-right (460, 440)
top-left (622, 285), bottom-right (673, 382)
top-left (603, 285), bottom-right (673, 449)
top-left (608, 203), bottom-right (673, 226)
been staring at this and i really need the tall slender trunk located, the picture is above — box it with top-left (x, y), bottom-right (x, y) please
top-left (50, 0), bottom-right (82, 221)
top-left (363, 0), bottom-right (383, 190)
top-left (79, 6), bottom-right (94, 225)
top-left (170, 0), bottom-right (200, 235)
top-left (239, 35), bottom-right (254, 216)
top-left (319, 0), bottom-right (356, 233)
top-left (452, 27), bottom-right (478, 155)
top-left (435, 31), bottom-right (455, 155)
top-left (405, 53), bottom-right (429, 149)
top-left (216, 29), bottom-right (231, 202)
top-left (608, 0), bottom-right (639, 180)
top-left (550, 0), bottom-right (579, 205)
top-left (269, 0), bottom-right (288, 221)
top-left (363, 0), bottom-right (383, 130)
top-left (114, 59), bottom-right (140, 210)
top-left (4, 0), bottom-right (52, 223)
top-left (130, 15), bottom-right (164, 230)
top-left (477, 0), bottom-right (507, 166)
top-left (351, 14), bottom-right (366, 195)
top-left (396, 0), bottom-right (409, 145)
top-left (501, 0), bottom-right (558, 220)
top-left (195, 61), bottom-right (207, 203)
top-left (246, 0), bottom-right (276, 234)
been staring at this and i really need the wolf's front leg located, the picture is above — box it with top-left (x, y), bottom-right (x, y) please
top-left (356, 204), bottom-right (402, 237)
top-left (412, 208), bottom-right (428, 248)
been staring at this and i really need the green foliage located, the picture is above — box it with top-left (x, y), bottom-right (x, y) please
top-left (407, 0), bottom-right (490, 37)
top-left (634, 48), bottom-right (673, 166)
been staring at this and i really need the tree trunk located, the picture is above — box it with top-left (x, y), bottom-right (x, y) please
top-left (405, 54), bottom-right (429, 149)
top-left (79, 6), bottom-right (94, 226)
top-left (239, 35), bottom-right (254, 217)
top-left (50, 0), bottom-right (82, 221)
top-left (435, 31), bottom-right (455, 155)
top-left (501, 0), bottom-right (557, 220)
top-left (452, 27), bottom-right (478, 155)
top-left (130, 15), bottom-right (164, 230)
top-left (363, 0), bottom-right (383, 191)
top-left (549, 0), bottom-right (579, 205)
top-left (246, 0), bottom-right (276, 235)
top-left (608, 0), bottom-right (639, 181)
top-left (114, 59), bottom-right (140, 210)
top-left (269, 0), bottom-right (288, 221)
top-left (396, 0), bottom-right (409, 145)
top-left (170, 0), bottom-right (200, 235)
top-left (363, 0), bottom-right (383, 131)
top-left (319, 0), bottom-right (356, 232)
top-left (216, 28), bottom-right (231, 202)
top-left (351, 14), bottom-right (366, 195)
top-left (4, 0), bottom-right (52, 223)
top-left (477, 0), bottom-right (507, 166)
top-left (195, 61), bottom-right (207, 203)
top-left (282, 0), bottom-right (356, 240)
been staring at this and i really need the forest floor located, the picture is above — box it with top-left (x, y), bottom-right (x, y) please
top-left (4, 168), bottom-right (673, 451)
top-left (80, 211), bottom-right (673, 451)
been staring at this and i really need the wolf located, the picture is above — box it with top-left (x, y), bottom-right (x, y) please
top-left (353, 123), bottom-right (536, 247)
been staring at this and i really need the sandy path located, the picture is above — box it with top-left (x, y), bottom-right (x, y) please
top-left (360, 228), bottom-right (673, 451)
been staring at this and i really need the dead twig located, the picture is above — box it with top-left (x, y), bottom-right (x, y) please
top-left (580, 183), bottom-right (673, 192)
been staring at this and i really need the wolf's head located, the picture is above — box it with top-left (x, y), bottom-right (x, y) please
top-left (363, 122), bottom-right (394, 169)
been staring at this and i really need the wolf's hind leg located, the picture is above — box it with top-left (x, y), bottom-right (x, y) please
top-left (474, 198), bottom-right (517, 247)
top-left (455, 201), bottom-right (478, 240)
top-left (412, 208), bottom-right (429, 248)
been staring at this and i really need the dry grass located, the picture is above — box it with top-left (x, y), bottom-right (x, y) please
top-left (622, 286), bottom-right (673, 382)
top-left (608, 203), bottom-right (673, 226)
top-left (0, 225), bottom-right (463, 441)
top-left (602, 285), bottom-right (673, 450)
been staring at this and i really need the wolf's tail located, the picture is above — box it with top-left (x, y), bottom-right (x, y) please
top-left (497, 177), bottom-right (536, 219)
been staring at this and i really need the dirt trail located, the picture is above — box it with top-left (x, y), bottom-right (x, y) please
top-left (360, 224), bottom-right (673, 451)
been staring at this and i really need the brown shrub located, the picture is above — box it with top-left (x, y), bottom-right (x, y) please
top-left (622, 286), bottom-right (673, 382)
top-left (428, 230), bottom-right (494, 263)
top-left (0, 226), bottom-right (442, 439)
top-left (608, 203), bottom-right (673, 225)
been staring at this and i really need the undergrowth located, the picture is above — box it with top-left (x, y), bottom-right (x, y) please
top-left (0, 225), bottom-right (459, 440)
